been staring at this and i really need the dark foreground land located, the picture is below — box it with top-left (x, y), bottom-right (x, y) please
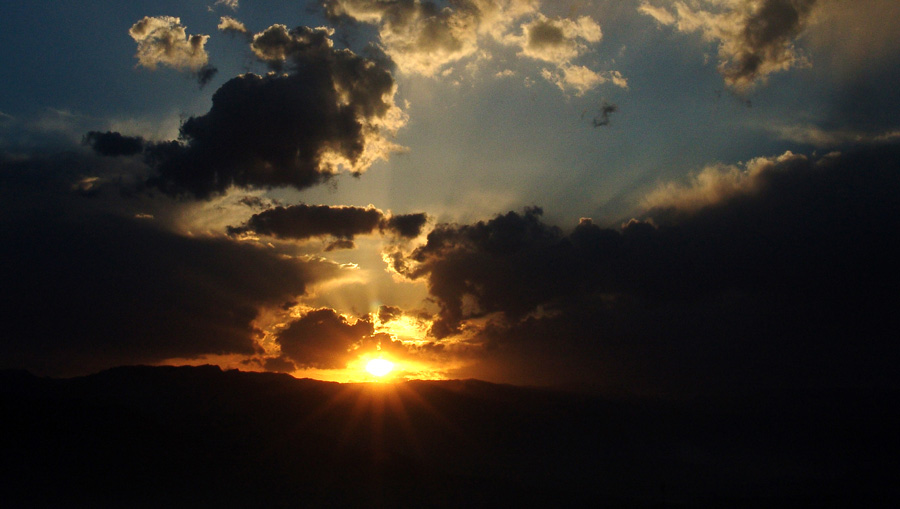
top-left (1, 365), bottom-right (897, 507)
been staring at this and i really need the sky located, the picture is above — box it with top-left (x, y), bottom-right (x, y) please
top-left (1, 0), bottom-right (899, 395)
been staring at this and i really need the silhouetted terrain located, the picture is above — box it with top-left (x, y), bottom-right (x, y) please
top-left (1, 366), bottom-right (897, 507)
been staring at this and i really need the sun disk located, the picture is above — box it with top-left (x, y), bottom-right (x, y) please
top-left (365, 358), bottom-right (394, 377)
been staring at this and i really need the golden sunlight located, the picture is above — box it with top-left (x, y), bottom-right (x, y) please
top-left (365, 358), bottom-right (394, 377)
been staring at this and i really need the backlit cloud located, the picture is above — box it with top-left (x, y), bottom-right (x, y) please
top-left (768, 124), bottom-right (900, 148)
top-left (214, 0), bottom-right (239, 10)
top-left (641, 150), bottom-right (806, 213)
top-left (639, 0), bottom-right (817, 90)
top-left (324, 0), bottom-right (617, 93)
top-left (274, 308), bottom-right (403, 370)
top-left (805, 0), bottom-right (900, 74)
top-left (129, 16), bottom-right (211, 72)
top-left (136, 24), bottom-right (406, 198)
top-left (249, 25), bottom-right (335, 67)
top-left (324, 0), bottom-right (533, 76)
top-left (542, 66), bottom-right (627, 96)
top-left (218, 16), bottom-right (249, 35)
top-left (392, 144), bottom-right (900, 392)
top-left (83, 131), bottom-right (145, 157)
top-left (227, 203), bottom-right (428, 249)
top-left (0, 151), bottom-right (345, 376)
top-left (515, 14), bottom-right (602, 63)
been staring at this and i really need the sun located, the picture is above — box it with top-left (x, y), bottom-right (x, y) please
top-left (365, 358), bottom-right (394, 377)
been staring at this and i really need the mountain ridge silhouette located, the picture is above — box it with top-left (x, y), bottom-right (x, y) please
top-left (2, 365), bottom-right (897, 507)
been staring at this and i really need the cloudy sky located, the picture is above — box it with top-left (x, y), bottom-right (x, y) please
top-left (2, 0), bottom-right (898, 395)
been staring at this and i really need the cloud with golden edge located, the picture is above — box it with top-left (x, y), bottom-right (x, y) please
top-left (639, 0), bottom-right (817, 90)
top-left (218, 16), bottom-right (248, 35)
top-left (129, 16), bottom-right (211, 71)
top-left (324, 0), bottom-right (620, 94)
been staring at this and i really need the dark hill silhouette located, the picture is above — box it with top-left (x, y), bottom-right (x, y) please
top-left (1, 365), bottom-right (897, 507)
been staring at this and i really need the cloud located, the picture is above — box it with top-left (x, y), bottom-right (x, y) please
top-left (324, 0), bottom-right (618, 93)
top-left (227, 204), bottom-right (428, 247)
top-left (591, 101), bottom-right (618, 127)
top-left (249, 25), bottom-right (335, 68)
top-left (515, 14), bottom-right (602, 64)
top-left (638, 3), bottom-right (676, 25)
top-left (0, 151), bottom-right (345, 376)
top-left (229, 204), bottom-right (382, 240)
top-left (394, 206), bottom-right (566, 337)
top-left (393, 144), bottom-right (900, 393)
top-left (639, 0), bottom-right (817, 90)
top-left (129, 16), bottom-right (211, 72)
top-left (378, 304), bottom-right (404, 323)
top-left (768, 124), bottom-right (900, 148)
top-left (196, 65), bottom-right (219, 87)
top-left (218, 16), bottom-right (249, 35)
top-left (510, 13), bottom-right (621, 94)
top-left (214, 0), bottom-right (239, 11)
top-left (323, 0), bottom-right (503, 76)
top-left (275, 308), bottom-right (397, 369)
top-left (383, 212), bottom-right (429, 238)
top-left (640, 150), bottom-right (806, 213)
top-left (83, 131), bottom-right (146, 157)
top-left (542, 66), bottom-right (627, 95)
top-left (805, 0), bottom-right (900, 74)
top-left (137, 25), bottom-right (406, 198)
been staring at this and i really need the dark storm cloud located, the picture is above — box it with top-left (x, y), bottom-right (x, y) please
top-left (275, 308), bottom-right (400, 369)
top-left (130, 24), bottom-right (403, 199)
top-left (227, 204), bottom-right (427, 245)
top-left (0, 152), bottom-right (343, 377)
top-left (83, 131), bottom-right (146, 156)
top-left (398, 145), bottom-right (900, 393)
